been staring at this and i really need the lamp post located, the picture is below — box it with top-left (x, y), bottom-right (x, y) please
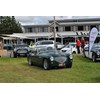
top-left (53, 16), bottom-right (56, 49)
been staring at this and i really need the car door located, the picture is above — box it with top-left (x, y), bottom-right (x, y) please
top-left (84, 47), bottom-right (89, 58)
top-left (32, 51), bottom-right (44, 66)
top-left (84, 47), bottom-right (92, 58)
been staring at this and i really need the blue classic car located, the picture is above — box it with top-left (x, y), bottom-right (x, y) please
top-left (27, 46), bottom-right (73, 70)
top-left (12, 44), bottom-right (30, 57)
top-left (83, 43), bottom-right (100, 62)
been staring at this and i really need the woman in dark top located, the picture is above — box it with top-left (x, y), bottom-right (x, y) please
top-left (81, 37), bottom-right (85, 52)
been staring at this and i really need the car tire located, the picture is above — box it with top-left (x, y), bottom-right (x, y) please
top-left (43, 59), bottom-right (50, 70)
top-left (72, 51), bottom-right (76, 54)
top-left (83, 52), bottom-right (86, 58)
top-left (28, 57), bottom-right (33, 66)
top-left (92, 54), bottom-right (96, 62)
top-left (66, 62), bottom-right (72, 68)
top-left (14, 53), bottom-right (17, 58)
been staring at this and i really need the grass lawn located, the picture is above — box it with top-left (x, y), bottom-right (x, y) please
top-left (0, 54), bottom-right (100, 83)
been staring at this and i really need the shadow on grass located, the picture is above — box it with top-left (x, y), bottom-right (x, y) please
top-left (91, 77), bottom-right (100, 83)
top-left (75, 54), bottom-right (99, 63)
top-left (21, 62), bottom-right (70, 71)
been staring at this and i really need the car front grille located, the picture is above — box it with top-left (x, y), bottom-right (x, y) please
top-left (17, 49), bottom-right (28, 54)
top-left (55, 57), bottom-right (67, 64)
top-left (62, 50), bottom-right (67, 52)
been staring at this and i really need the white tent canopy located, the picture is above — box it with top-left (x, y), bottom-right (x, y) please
top-left (6, 32), bottom-right (78, 39)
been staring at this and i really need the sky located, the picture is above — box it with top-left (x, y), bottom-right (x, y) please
top-left (15, 16), bottom-right (100, 25)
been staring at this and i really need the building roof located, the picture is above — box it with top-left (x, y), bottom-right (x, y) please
top-left (49, 18), bottom-right (100, 23)
top-left (22, 18), bottom-right (100, 27)
top-left (1, 37), bottom-right (16, 40)
top-left (23, 24), bottom-right (49, 27)
top-left (2, 30), bottom-right (100, 40)
top-left (4, 31), bottom-right (88, 39)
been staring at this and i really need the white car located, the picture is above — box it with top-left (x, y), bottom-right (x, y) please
top-left (34, 40), bottom-right (55, 48)
top-left (60, 42), bottom-right (77, 54)
top-left (56, 42), bottom-right (64, 50)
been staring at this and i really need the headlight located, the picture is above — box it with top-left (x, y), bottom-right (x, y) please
top-left (97, 51), bottom-right (100, 55)
top-left (69, 54), bottom-right (73, 59)
top-left (14, 48), bottom-right (17, 52)
top-left (50, 56), bottom-right (54, 61)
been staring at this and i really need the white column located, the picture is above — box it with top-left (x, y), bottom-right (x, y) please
top-left (86, 25), bottom-right (89, 31)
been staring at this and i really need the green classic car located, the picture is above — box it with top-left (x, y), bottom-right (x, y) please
top-left (27, 46), bottom-right (73, 70)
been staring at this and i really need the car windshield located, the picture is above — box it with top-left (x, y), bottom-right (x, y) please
top-left (15, 45), bottom-right (28, 48)
top-left (34, 46), bottom-right (59, 54)
top-left (38, 47), bottom-right (54, 52)
top-left (65, 43), bottom-right (75, 48)
top-left (92, 43), bottom-right (100, 48)
top-left (35, 41), bottom-right (53, 45)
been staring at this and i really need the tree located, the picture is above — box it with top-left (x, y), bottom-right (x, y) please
top-left (0, 16), bottom-right (23, 34)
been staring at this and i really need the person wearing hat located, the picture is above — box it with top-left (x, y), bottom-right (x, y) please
top-left (29, 41), bottom-right (35, 49)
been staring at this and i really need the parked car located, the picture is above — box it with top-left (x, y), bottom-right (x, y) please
top-left (83, 43), bottom-right (100, 62)
top-left (56, 42), bottom-right (64, 50)
top-left (27, 46), bottom-right (73, 70)
top-left (12, 44), bottom-right (30, 57)
top-left (3, 44), bottom-right (13, 50)
top-left (60, 42), bottom-right (77, 54)
top-left (34, 40), bottom-right (56, 48)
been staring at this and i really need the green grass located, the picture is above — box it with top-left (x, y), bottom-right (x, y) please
top-left (0, 55), bottom-right (100, 83)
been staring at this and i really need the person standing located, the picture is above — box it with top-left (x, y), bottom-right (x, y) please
top-left (76, 38), bottom-right (81, 54)
top-left (81, 36), bottom-right (85, 52)
top-left (29, 41), bottom-right (35, 49)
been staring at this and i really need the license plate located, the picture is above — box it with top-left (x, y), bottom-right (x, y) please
top-left (59, 63), bottom-right (65, 67)
top-left (96, 58), bottom-right (100, 60)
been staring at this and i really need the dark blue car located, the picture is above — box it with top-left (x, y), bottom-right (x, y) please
top-left (83, 43), bottom-right (100, 62)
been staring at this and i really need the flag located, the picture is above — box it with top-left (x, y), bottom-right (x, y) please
top-left (89, 27), bottom-right (98, 51)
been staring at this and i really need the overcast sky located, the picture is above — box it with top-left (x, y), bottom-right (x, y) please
top-left (15, 16), bottom-right (100, 25)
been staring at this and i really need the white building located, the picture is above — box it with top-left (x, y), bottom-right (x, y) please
top-left (20, 18), bottom-right (100, 44)
top-left (23, 18), bottom-right (100, 32)
top-left (3, 18), bottom-right (100, 46)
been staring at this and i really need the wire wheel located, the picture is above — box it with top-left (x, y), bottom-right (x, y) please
top-left (43, 59), bottom-right (50, 70)
top-left (28, 57), bottom-right (33, 65)
top-left (92, 54), bottom-right (96, 62)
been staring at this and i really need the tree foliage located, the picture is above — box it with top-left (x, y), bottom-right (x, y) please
top-left (0, 16), bottom-right (23, 34)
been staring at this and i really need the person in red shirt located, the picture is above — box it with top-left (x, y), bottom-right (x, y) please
top-left (76, 38), bottom-right (81, 54)
top-left (81, 36), bottom-right (85, 52)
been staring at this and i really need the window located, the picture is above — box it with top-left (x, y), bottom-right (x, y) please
top-left (39, 27), bottom-right (48, 32)
top-left (78, 26), bottom-right (83, 31)
top-left (28, 27), bottom-right (33, 32)
top-left (42, 41), bottom-right (53, 45)
top-left (51, 27), bottom-right (59, 32)
top-left (56, 27), bottom-right (58, 32)
top-left (40, 27), bottom-right (44, 32)
top-left (65, 26), bottom-right (71, 31)
top-left (71, 26), bottom-right (74, 31)
top-left (44, 27), bottom-right (48, 32)
top-left (90, 25), bottom-right (96, 29)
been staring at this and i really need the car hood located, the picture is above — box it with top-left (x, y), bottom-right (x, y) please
top-left (42, 51), bottom-right (69, 57)
top-left (92, 48), bottom-right (100, 52)
top-left (61, 47), bottom-right (71, 50)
